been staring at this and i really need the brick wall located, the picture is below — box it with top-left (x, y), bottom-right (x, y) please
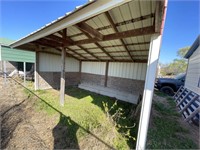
top-left (80, 73), bottom-right (145, 95)
top-left (37, 71), bottom-right (145, 96)
top-left (81, 73), bottom-right (105, 86)
top-left (38, 72), bottom-right (80, 89)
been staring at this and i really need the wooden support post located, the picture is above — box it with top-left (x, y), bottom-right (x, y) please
top-left (104, 61), bottom-right (109, 87)
top-left (24, 62), bottom-right (26, 86)
top-left (35, 49), bottom-right (39, 90)
top-left (3, 61), bottom-right (7, 85)
top-left (60, 47), bottom-right (66, 106)
top-left (136, 34), bottom-right (162, 150)
top-left (79, 61), bottom-right (82, 84)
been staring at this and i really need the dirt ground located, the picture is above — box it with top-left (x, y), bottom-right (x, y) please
top-left (0, 77), bottom-right (59, 149)
top-left (1, 77), bottom-right (199, 149)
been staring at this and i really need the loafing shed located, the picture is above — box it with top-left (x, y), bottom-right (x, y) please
top-left (10, 0), bottom-right (167, 149)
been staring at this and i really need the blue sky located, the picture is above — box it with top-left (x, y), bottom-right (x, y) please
top-left (0, 0), bottom-right (199, 64)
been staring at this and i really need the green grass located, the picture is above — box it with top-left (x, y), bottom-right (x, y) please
top-left (147, 91), bottom-right (198, 149)
top-left (24, 86), bottom-right (138, 149)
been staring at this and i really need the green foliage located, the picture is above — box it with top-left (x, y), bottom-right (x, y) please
top-left (147, 94), bottom-right (198, 149)
top-left (102, 100), bottom-right (137, 148)
top-left (177, 46), bottom-right (190, 58)
top-left (160, 59), bottom-right (187, 76)
top-left (160, 46), bottom-right (190, 76)
top-left (24, 87), bottom-right (137, 149)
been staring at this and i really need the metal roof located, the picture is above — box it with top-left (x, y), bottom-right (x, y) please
top-left (10, 0), bottom-right (167, 63)
top-left (184, 35), bottom-right (200, 59)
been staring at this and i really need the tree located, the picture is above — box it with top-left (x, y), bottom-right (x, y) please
top-left (160, 46), bottom-right (190, 76)
top-left (177, 46), bottom-right (190, 58)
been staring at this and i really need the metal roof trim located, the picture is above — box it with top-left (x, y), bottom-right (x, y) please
top-left (10, 0), bottom-right (131, 48)
top-left (184, 35), bottom-right (200, 59)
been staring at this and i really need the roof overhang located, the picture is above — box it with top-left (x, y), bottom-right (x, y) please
top-left (10, 0), bottom-right (167, 63)
top-left (184, 35), bottom-right (200, 59)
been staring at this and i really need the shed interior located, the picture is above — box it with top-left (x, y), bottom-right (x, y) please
top-left (10, 0), bottom-right (166, 104)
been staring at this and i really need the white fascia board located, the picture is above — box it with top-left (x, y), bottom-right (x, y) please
top-left (136, 34), bottom-right (162, 150)
top-left (10, 0), bottom-right (130, 48)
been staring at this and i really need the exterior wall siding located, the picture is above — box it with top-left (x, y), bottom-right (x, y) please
top-left (82, 62), bottom-right (106, 75)
top-left (39, 52), bottom-right (79, 72)
top-left (108, 62), bottom-right (147, 80)
top-left (185, 46), bottom-right (200, 94)
top-left (1, 46), bottom-right (35, 63)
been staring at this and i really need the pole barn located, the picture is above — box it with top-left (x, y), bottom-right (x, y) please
top-left (10, 0), bottom-right (168, 149)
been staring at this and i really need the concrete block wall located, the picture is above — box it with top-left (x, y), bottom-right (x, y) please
top-left (38, 72), bottom-right (80, 90)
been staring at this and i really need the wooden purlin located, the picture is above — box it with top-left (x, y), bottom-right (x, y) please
top-left (76, 23), bottom-right (115, 60)
top-left (68, 26), bottom-right (155, 46)
top-left (104, 11), bottom-right (134, 61)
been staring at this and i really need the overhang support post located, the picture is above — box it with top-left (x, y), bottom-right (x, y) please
top-left (104, 61), bottom-right (109, 87)
top-left (136, 34), bottom-right (162, 150)
top-left (60, 29), bottom-right (67, 106)
top-left (79, 60), bottom-right (82, 84)
top-left (60, 47), bottom-right (66, 106)
top-left (24, 62), bottom-right (26, 86)
top-left (35, 47), bottom-right (40, 90)
top-left (3, 61), bottom-right (7, 85)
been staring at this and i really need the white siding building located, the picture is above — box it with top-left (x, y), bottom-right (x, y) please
top-left (184, 35), bottom-right (200, 94)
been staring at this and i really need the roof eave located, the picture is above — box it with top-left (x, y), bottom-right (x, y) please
top-left (184, 35), bottom-right (200, 59)
top-left (10, 0), bottom-right (131, 48)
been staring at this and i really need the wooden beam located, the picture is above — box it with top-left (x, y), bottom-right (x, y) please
top-left (79, 45), bottom-right (100, 60)
top-left (104, 61), bottom-right (109, 87)
top-left (58, 29), bottom-right (100, 60)
top-left (78, 25), bottom-right (115, 60)
top-left (60, 29), bottom-right (67, 106)
top-left (74, 42), bottom-right (149, 50)
top-left (76, 22), bottom-right (103, 40)
top-left (109, 50), bottom-right (148, 54)
top-left (81, 59), bottom-right (147, 63)
top-left (105, 11), bottom-right (134, 61)
top-left (154, 1), bottom-right (164, 33)
top-left (34, 38), bottom-right (62, 47)
top-left (69, 26), bottom-right (155, 46)
top-left (69, 13), bottom-right (154, 38)
top-left (34, 46), bottom-right (40, 90)
top-left (46, 34), bottom-right (73, 45)
top-left (60, 47), bottom-right (66, 106)
top-left (79, 60), bottom-right (82, 84)
top-left (66, 47), bottom-right (88, 60)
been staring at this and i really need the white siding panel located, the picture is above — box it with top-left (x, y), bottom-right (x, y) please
top-left (108, 62), bottom-right (147, 80)
top-left (82, 62), bottom-right (106, 75)
top-left (185, 45), bottom-right (200, 94)
top-left (39, 53), bottom-right (79, 72)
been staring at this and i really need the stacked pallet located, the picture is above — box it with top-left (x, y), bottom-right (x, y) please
top-left (174, 86), bottom-right (200, 123)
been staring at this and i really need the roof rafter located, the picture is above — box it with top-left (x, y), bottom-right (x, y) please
top-left (76, 23), bottom-right (115, 60)
top-left (105, 11), bottom-right (134, 62)
top-left (76, 22), bottom-right (103, 40)
top-left (81, 59), bottom-right (148, 63)
top-left (67, 26), bottom-right (155, 46)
